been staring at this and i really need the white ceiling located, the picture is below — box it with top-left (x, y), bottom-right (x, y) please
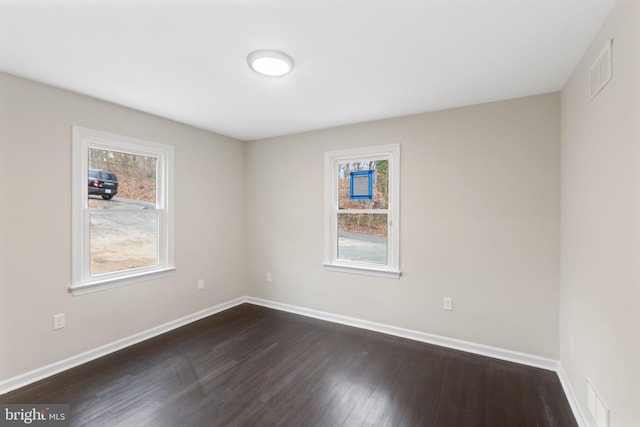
top-left (0, 0), bottom-right (615, 141)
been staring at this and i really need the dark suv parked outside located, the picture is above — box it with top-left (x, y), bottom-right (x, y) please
top-left (88, 168), bottom-right (118, 200)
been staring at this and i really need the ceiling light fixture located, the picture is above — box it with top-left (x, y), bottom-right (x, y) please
top-left (247, 50), bottom-right (294, 77)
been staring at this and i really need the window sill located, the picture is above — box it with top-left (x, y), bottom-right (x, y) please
top-left (70, 267), bottom-right (176, 296)
top-left (323, 263), bottom-right (401, 279)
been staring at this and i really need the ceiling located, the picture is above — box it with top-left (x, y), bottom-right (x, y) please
top-left (0, 0), bottom-right (615, 141)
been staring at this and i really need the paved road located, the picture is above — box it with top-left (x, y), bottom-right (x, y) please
top-left (89, 197), bottom-right (387, 269)
top-left (338, 231), bottom-right (387, 264)
top-left (89, 195), bottom-right (155, 210)
top-left (88, 196), bottom-right (158, 274)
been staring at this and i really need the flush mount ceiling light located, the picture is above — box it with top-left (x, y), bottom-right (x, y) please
top-left (247, 50), bottom-right (294, 77)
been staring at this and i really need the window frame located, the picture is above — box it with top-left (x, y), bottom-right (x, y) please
top-left (71, 126), bottom-right (175, 295)
top-left (323, 144), bottom-right (401, 278)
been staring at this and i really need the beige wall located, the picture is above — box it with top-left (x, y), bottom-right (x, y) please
top-left (0, 72), bottom-right (246, 380)
top-left (560, 0), bottom-right (640, 425)
top-left (245, 93), bottom-right (560, 358)
top-left (0, 70), bottom-right (563, 392)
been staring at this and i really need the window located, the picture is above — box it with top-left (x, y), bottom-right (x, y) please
top-left (71, 127), bottom-right (174, 295)
top-left (324, 144), bottom-right (400, 278)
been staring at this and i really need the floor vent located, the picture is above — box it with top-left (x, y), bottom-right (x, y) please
top-left (589, 39), bottom-right (613, 99)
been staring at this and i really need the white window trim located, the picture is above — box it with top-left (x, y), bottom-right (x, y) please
top-left (71, 126), bottom-right (175, 295)
top-left (323, 144), bottom-right (401, 278)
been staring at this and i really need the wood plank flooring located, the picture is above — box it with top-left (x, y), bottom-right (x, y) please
top-left (1, 304), bottom-right (577, 427)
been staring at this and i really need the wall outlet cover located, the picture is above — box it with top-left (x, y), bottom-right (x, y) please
top-left (53, 313), bottom-right (65, 330)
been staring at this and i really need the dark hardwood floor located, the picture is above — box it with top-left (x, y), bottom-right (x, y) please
top-left (1, 304), bottom-right (577, 427)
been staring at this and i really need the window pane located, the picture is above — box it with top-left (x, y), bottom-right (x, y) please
top-left (90, 210), bottom-right (159, 275)
top-left (88, 148), bottom-right (157, 205)
top-left (338, 160), bottom-right (388, 210)
top-left (337, 213), bottom-right (387, 264)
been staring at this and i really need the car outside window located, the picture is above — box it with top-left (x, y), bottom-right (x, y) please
top-left (88, 168), bottom-right (119, 200)
top-left (71, 127), bottom-right (175, 295)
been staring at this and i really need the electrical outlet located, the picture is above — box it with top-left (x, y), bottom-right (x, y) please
top-left (53, 313), bottom-right (65, 330)
top-left (443, 297), bottom-right (453, 311)
top-left (266, 272), bottom-right (272, 282)
top-left (197, 279), bottom-right (205, 290)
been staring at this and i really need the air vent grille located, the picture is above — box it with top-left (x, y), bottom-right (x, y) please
top-left (589, 39), bottom-right (613, 99)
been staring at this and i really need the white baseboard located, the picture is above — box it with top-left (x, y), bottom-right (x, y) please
top-left (557, 365), bottom-right (590, 427)
top-left (248, 297), bottom-right (592, 427)
top-left (246, 297), bottom-right (559, 371)
top-left (0, 297), bottom-right (245, 395)
top-left (1, 294), bottom-right (587, 427)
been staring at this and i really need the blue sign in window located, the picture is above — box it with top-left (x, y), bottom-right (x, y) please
top-left (350, 170), bottom-right (374, 200)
